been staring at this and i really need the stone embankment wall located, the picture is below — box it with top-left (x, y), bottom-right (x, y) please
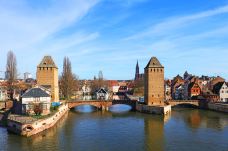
top-left (136, 103), bottom-right (171, 115)
top-left (208, 103), bottom-right (228, 113)
top-left (7, 103), bottom-right (68, 137)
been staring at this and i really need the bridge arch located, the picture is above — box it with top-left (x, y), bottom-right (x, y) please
top-left (168, 100), bottom-right (199, 108)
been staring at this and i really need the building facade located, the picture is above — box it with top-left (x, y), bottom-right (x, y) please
top-left (144, 57), bottom-right (164, 105)
top-left (36, 56), bottom-right (59, 102)
top-left (21, 86), bottom-right (51, 115)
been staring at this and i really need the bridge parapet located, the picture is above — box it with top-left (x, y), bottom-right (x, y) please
top-left (168, 100), bottom-right (200, 107)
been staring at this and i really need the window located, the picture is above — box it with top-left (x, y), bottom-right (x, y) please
top-left (222, 91), bottom-right (224, 93)
top-left (160, 69), bottom-right (162, 72)
top-left (151, 69), bottom-right (152, 72)
top-left (154, 69), bottom-right (155, 72)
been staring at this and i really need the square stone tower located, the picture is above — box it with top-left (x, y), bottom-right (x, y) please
top-left (36, 56), bottom-right (59, 102)
top-left (144, 57), bottom-right (164, 106)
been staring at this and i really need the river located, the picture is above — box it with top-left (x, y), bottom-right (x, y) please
top-left (0, 105), bottom-right (228, 151)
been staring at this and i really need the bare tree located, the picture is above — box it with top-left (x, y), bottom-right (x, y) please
top-left (59, 57), bottom-right (78, 100)
top-left (6, 51), bottom-right (17, 99)
top-left (91, 71), bottom-right (108, 94)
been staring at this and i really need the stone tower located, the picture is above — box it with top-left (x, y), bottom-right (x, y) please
top-left (36, 56), bottom-right (59, 102)
top-left (144, 57), bottom-right (164, 105)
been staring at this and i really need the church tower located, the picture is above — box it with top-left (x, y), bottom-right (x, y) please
top-left (135, 60), bottom-right (139, 80)
top-left (144, 57), bottom-right (164, 105)
top-left (36, 56), bottom-right (59, 102)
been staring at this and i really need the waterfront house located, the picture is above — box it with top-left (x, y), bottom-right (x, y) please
top-left (21, 86), bottom-right (51, 115)
top-left (175, 84), bottom-right (185, 100)
top-left (95, 88), bottom-right (109, 100)
top-left (171, 75), bottom-right (185, 99)
top-left (165, 80), bottom-right (172, 101)
top-left (202, 90), bottom-right (219, 102)
top-left (213, 82), bottom-right (228, 102)
top-left (188, 82), bottom-right (201, 99)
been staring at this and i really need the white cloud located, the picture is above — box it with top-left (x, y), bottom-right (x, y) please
top-left (124, 5), bottom-right (228, 40)
top-left (0, 0), bottom-right (99, 51)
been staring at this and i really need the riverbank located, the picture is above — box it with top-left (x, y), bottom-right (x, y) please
top-left (7, 103), bottom-right (68, 137)
top-left (208, 102), bottom-right (228, 113)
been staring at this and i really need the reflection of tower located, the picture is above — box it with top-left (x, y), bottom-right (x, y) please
top-left (144, 57), bottom-right (164, 105)
top-left (144, 116), bottom-right (168, 151)
top-left (135, 60), bottom-right (139, 80)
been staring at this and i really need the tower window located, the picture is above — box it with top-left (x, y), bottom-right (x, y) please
top-left (151, 69), bottom-right (152, 72)
top-left (161, 69), bottom-right (162, 72)
top-left (47, 67), bottom-right (48, 70)
top-left (154, 69), bottom-right (155, 72)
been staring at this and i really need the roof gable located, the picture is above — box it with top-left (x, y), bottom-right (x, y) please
top-left (37, 56), bottom-right (57, 68)
top-left (22, 88), bottom-right (50, 98)
top-left (145, 57), bottom-right (163, 68)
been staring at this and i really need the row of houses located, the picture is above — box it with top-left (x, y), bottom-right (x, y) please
top-left (165, 71), bottom-right (228, 102)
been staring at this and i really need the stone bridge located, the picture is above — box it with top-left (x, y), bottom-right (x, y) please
top-left (167, 100), bottom-right (200, 107)
top-left (67, 100), bottom-right (137, 111)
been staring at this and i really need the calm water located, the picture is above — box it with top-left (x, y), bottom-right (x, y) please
top-left (0, 105), bottom-right (228, 151)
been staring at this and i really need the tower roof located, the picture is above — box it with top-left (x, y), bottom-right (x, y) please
top-left (145, 57), bottom-right (163, 68)
top-left (38, 56), bottom-right (58, 68)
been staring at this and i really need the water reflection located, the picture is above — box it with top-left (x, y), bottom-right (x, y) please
top-left (0, 108), bottom-right (228, 151)
top-left (109, 104), bottom-right (132, 113)
top-left (73, 105), bottom-right (98, 113)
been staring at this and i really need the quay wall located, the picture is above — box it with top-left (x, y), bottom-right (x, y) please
top-left (7, 103), bottom-right (68, 137)
top-left (208, 103), bottom-right (228, 113)
top-left (136, 103), bottom-right (171, 115)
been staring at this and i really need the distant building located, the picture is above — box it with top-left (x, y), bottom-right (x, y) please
top-left (144, 57), bottom-right (164, 105)
top-left (5, 71), bottom-right (10, 80)
top-left (0, 84), bottom-right (8, 101)
top-left (171, 75), bottom-right (185, 99)
top-left (21, 86), bottom-right (51, 115)
top-left (135, 60), bottom-right (144, 81)
top-left (24, 72), bottom-right (32, 80)
top-left (165, 80), bottom-right (172, 101)
top-left (95, 88), bottom-right (109, 100)
top-left (36, 56), bottom-right (59, 102)
top-left (175, 84), bottom-right (185, 100)
top-left (188, 82), bottom-right (201, 99)
top-left (213, 82), bottom-right (228, 102)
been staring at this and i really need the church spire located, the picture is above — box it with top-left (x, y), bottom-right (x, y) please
top-left (135, 60), bottom-right (140, 80)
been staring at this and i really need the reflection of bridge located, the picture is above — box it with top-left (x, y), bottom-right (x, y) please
top-left (67, 100), bottom-right (137, 111)
top-left (167, 100), bottom-right (199, 107)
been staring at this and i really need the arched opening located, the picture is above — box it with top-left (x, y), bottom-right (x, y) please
top-left (72, 105), bottom-right (99, 113)
top-left (109, 104), bottom-right (132, 113)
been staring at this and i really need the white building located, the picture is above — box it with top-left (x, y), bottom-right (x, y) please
top-left (219, 82), bottom-right (228, 102)
top-left (95, 88), bottom-right (109, 100)
top-left (24, 72), bottom-right (32, 80)
top-left (0, 86), bottom-right (7, 101)
top-left (213, 82), bottom-right (228, 102)
top-left (21, 86), bottom-right (51, 115)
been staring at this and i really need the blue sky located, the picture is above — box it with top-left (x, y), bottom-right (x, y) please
top-left (0, 0), bottom-right (228, 80)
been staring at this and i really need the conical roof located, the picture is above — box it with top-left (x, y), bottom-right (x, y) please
top-left (37, 56), bottom-right (58, 68)
top-left (145, 57), bottom-right (163, 68)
